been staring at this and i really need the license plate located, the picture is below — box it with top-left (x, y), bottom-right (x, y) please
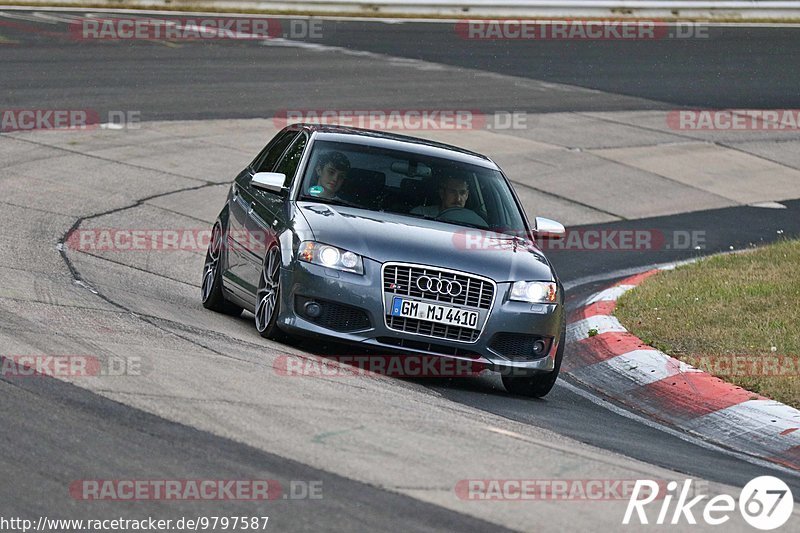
top-left (391, 297), bottom-right (479, 329)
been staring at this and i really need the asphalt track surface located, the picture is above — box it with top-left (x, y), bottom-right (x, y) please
top-left (2, 13), bottom-right (800, 120)
top-left (2, 9), bottom-right (800, 531)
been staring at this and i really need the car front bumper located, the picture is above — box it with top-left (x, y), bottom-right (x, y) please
top-left (277, 258), bottom-right (565, 375)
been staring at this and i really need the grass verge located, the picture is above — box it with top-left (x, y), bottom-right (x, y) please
top-left (615, 239), bottom-right (800, 409)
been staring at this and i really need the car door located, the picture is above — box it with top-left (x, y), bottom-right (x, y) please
top-left (241, 131), bottom-right (310, 292)
top-left (225, 128), bottom-right (299, 297)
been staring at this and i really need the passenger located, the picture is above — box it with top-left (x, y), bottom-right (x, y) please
top-left (308, 151), bottom-right (351, 200)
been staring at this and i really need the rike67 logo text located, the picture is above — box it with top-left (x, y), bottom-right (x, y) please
top-left (623, 477), bottom-right (793, 530)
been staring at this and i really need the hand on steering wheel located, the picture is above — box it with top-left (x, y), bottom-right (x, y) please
top-left (435, 207), bottom-right (489, 228)
top-left (435, 207), bottom-right (468, 218)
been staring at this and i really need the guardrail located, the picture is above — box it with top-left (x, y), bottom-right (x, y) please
top-left (11, 0), bottom-right (800, 19)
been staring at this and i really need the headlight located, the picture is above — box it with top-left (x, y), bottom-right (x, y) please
top-left (510, 281), bottom-right (557, 303)
top-left (298, 241), bottom-right (364, 274)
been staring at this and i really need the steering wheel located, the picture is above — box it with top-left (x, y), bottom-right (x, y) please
top-left (436, 207), bottom-right (489, 228)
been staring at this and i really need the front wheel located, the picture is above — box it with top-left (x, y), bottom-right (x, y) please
top-left (201, 222), bottom-right (243, 316)
top-left (255, 245), bottom-right (287, 341)
top-left (501, 323), bottom-right (565, 398)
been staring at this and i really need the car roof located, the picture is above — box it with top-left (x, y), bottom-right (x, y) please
top-left (294, 123), bottom-right (499, 169)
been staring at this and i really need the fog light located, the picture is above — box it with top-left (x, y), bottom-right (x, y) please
top-left (532, 339), bottom-right (547, 356)
top-left (304, 301), bottom-right (322, 318)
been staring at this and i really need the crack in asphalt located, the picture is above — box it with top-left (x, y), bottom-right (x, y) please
top-left (146, 200), bottom-right (221, 224)
top-left (0, 296), bottom-right (114, 312)
top-left (0, 199), bottom-right (78, 218)
top-left (58, 181), bottom-right (215, 286)
top-left (44, 165), bottom-right (246, 365)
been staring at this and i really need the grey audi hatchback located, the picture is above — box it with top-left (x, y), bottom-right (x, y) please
top-left (202, 124), bottom-right (567, 397)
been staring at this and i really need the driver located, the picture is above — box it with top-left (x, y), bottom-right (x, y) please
top-left (411, 175), bottom-right (470, 217)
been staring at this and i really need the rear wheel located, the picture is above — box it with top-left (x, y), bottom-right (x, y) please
top-left (255, 245), bottom-right (287, 341)
top-left (502, 323), bottom-right (566, 398)
top-left (201, 222), bottom-right (243, 316)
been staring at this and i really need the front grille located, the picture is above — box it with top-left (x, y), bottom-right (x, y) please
top-left (386, 316), bottom-right (481, 342)
top-left (295, 296), bottom-right (371, 332)
top-left (383, 263), bottom-right (495, 343)
top-left (488, 333), bottom-right (551, 361)
top-left (383, 264), bottom-right (494, 309)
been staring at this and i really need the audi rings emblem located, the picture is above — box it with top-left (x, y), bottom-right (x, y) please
top-left (416, 276), bottom-right (463, 297)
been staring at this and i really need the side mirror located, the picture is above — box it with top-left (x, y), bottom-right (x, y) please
top-left (534, 217), bottom-right (566, 239)
top-left (251, 172), bottom-right (287, 194)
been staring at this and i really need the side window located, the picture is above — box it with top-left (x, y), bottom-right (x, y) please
top-left (252, 130), bottom-right (299, 173)
top-left (274, 134), bottom-right (308, 187)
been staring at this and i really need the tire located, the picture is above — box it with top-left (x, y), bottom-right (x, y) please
top-left (254, 245), bottom-right (287, 341)
top-left (501, 322), bottom-right (566, 398)
top-left (201, 221), bottom-right (243, 317)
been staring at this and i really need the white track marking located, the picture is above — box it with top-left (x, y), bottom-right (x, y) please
top-left (585, 284), bottom-right (635, 304)
top-left (567, 314), bottom-right (626, 341)
top-left (558, 380), bottom-right (800, 477)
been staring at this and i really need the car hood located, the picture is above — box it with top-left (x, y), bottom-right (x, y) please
top-left (296, 202), bottom-right (555, 282)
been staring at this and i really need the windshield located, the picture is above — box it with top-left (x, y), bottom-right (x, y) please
top-left (298, 139), bottom-right (528, 235)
